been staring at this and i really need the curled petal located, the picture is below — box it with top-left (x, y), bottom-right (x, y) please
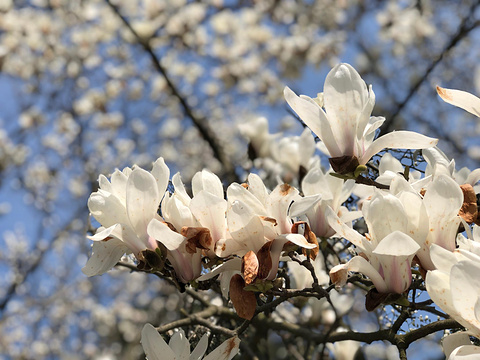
top-left (360, 131), bottom-right (438, 165)
top-left (437, 86), bottom-right (480, 117)
top-left (82, 238), bottom-right (129, 277)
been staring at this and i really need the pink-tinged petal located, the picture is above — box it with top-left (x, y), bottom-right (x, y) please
top-left (372, 231), bottom-right (419, 293)
top-left (203, 337), bottom-right (241, 360)
top-left (284, 86), bottom-right (340, 157)
top-left (360, 131), bottom-right (438, 165)
top-left (82, 238), bottom-right (129, 277)
top-left (141, 323), bottom-right (176, 360)
top-left (190, 334), bottom-right (208, 360)
top-left (449, 345), bottom-right (480, 360)
top-left (192, 169), bottom-right (224, 199)
top-left (190, 190), bottom-right (227, 244)
top-left (126, 168), bottom-right (160, 240)
top-left (227, 183), bottom-right (267, 216)
top-left (325, 206), bottom-right (367, 251)
top-left (437, 86), bottom-right (480, 117)
top-left (168, 330), bottom-right (190, 358)
top-left (197, 258), bottom-right (242, 281)
top-left (88, 190), bottom-right (129, 228)
top-left (151, 157), bottom-right (170, 195)
top-left (227, 201), bottom-right (265, 255)
top-left (451, 261), bottom-right (480, 337)
top-left (338, 256), bottom-right (388, 293)
top-left (443, 332), bottom-right (472, 360)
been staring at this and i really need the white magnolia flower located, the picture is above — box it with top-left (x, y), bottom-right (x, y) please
top-left (83, 158), bottom-right (169, 276)
top-left (294, 164), bottom-right (360, 238)
top-left (437, 86), bottom-right (480, 117)
top-left (284, 63), bottom-right (438, 174)
top-left (443, 332), bottom-right (480, 360)
top-left (141, 324), bottom-right (240, 360)
top-left (327, 190), bottom-right (423, 293)
top-left (426, 244), bottom-right (480, 339)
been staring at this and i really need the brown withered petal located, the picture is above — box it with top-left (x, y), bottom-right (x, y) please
top-left (365, 288), bottom-right (390, 312)
top-left (229, 274), bottom-right (256, 320)
top-left (242, 251), bottom-right (259, 285)
top-left (181, 227), bottom-right (213, 252)
top-left (259, 216), bottom-right (277, 226)
top-left (256, 241), bottom-right (273, 280)
top-left (279, 183), bottom-right (293, 196)
top-left (164, 221), bottom-right (178, 232)
top-left (329, 155), bottom-right (359, 175)
top-left (459, 184), bottom-right (478, 224)
top-left (291, 221), bottom-right (319, 260)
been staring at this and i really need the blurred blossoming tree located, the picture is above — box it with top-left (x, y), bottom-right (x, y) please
top-left (0, 0), bottom-right (480, 359)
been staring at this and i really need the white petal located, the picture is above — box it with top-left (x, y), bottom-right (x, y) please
top-left (203, 337), bottom-right (241, 360)
top-left (190, 191), bottom-right (227, 244)
top-left (82, 238), bottom-right (129, 277)
top-left (289, 194), bottom-right (322, 218)
top-left (373, 231), bottom-right (420, 257)
top-left (448, 345), bottom-right (480, 360)
top-left (246, 173), bottom-right (269, 205)
top-left (284, 86), bottom-right (340, 157)
top-left (227, 183), bottom-right (267, 216)
top-left (443, 332), bottom-right (472, 360)
top-left (437, 86), bottom-right (480, 117)
top-left (169, 330), bottom-right (190, 359)
top-left (141, 323), bottom-right (176, 360)
top-left (88, 190), bottom-right (129, 228)
top-left (88, 223), bottom-right (146, 255)
top-left (192, 169), bottom-right (224, 199)
top-left (197, 258), bottom-right (242, 281)
top-left (126, 168), bottom-right (160, 240)
top-left (324, 63), bottom-right (367, 156)
top-left (346, 256), bottom-right (388, 293)
top-left (266, 183), bottom-right (300, 234)
top-left (190, 334), bottom-right (208, 360)
top-left (227, 200), bottom-right (265, 255)
top-left (275, 233), bottom-right (318, 249)
top-left (151, 157), bottom-right (170, 195)
top-left (147, 219), bottom-right (185, 251)
top-left (172, 172), bottom-right (191, 205)
top-left (325, 206), bottom-right (367, 251)
top-left (451, 261), bottom-right (480, 337)
top-left (360, 131), bottom-right (438, 165)
top-left (363, 192), bottom-right (408, 246)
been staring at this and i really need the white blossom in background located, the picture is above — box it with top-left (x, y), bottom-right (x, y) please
top-left (284, 63), bottom-right (438, 174)
top-left (141, 324), bottom-right (240, 360)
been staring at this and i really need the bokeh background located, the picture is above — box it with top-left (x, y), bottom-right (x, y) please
top-left (0, 0), bottom-right (479, 358)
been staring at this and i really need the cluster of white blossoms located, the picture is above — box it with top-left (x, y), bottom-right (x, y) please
top-left (84, 63), bottom-right (480, 359)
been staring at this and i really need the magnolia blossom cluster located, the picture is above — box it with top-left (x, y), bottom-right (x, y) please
top-left (84, 63), bottom-right (480, 358)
